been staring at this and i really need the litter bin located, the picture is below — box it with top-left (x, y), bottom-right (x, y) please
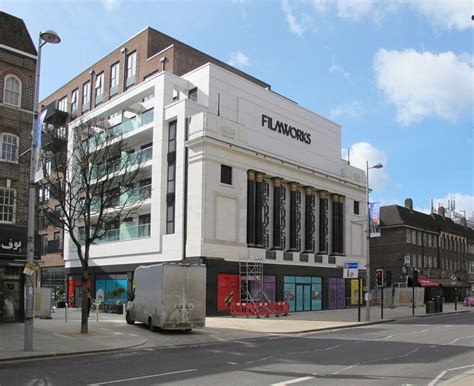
top-left (426, 301), bottom-right (435, 314)
top-left (433, 296), bottom-right (442, 313)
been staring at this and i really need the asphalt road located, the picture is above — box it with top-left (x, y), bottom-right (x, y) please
top-left (0, 311), bottom-right (473, 386)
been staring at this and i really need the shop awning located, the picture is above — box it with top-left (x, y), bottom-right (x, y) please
top-left (418, 276), bottom-right (440, 287)
top-left (418, 276), bottom-right (469, 288)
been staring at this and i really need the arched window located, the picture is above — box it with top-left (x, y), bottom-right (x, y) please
top-left (4, 75), bottom-right (22, 107)
top-left (0, 133), bottom-right (19, 163)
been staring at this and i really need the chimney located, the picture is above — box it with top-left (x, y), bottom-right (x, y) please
top-left (438, 206), bottom-right (445, 217)
top-left (405, 198), bottom-right (413, 211)
top-left (460, 217), bottom-right (467, 227)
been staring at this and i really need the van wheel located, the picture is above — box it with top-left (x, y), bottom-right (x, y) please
top-left (184, 329), bottom-right (192, 333)
top-left (148, 317), bottom-right (155, 332)
top-left (126, 311), bottom-right (135, 325)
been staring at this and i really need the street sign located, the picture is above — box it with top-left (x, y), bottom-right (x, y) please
top-left (404, 255), bottom-right (411, 265)
top-left (343, 262), bottom-right (359, 279)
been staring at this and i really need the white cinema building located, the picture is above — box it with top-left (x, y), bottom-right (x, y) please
top-left (44, 29), bottom-right (368, 314)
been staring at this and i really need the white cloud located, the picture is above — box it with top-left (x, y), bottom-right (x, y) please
top-left (329, 64), bottom-right (350, 79)
top-left (308, 0), bottom-right (472, 30)
top-left (227, 51), bottom-right (250, 67)
top-left (342, 142), bottom-right (389, 191)
top-left (282, 0), bottom-right (305, 37)
top-left (374, 49), bottom-right (474, 125)
top-left (411, 0), bottom-right (473, 31)
top-left (102, 0), bottom-right (119, 11)
top-left (330, 100), bottom-right (365, 119)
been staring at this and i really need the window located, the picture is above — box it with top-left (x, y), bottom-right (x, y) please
top-left (354, 200), bottom-right (360, 215)
top-left (95, 72), bottom-right (104, 104)
top-left (71, 89), bottom-right (78, 116)
top-left (3, 75), bottom-right (21, 107)
top-left (0, 188), bottom-right (15, 223)
top-left (82, 81), bottom-right (91, 112)
top-left (39, 185), bottom-right (50, 202)
top-left (126, 51), bottom-right (136, 87)
top-left (166, 120), bottom-right (177, 234)
top-left (172, 89), bottom-right (179, 101)
top-left (188, 87), bottom-right (197, 101)
top-left (221, 165), bottom-right (232, 185)
top-left (138, 214), bottom-right (151, 238)
top-left (110, 62), bottom-right (120, 96)
top-left (1, 133), bottom-right (19, 163)
top-left (41, 235), bottom-right (48, 255)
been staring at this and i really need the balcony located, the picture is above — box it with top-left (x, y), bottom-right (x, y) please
top-left (80, 223), bottom-right (151, 245)
top-left (42, 100), bottom-right (69, 126)
top-left (90, 184), bottom-right (151, 213)
top-left (90, 108), bottom-right (154, 149)
top-left (91, 146), bottom-right (152, 180)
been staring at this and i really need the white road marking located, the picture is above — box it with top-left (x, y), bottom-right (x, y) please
top-left (227, 362), bottom-right (238, 365)
top-left (90, 368), bottom-right (197, 385)
top-left (378, 335), bottom-right (393, 341)
top-left (428, 364), bottom-right (474, 386)
top-left (271, 376), bottom-right (315, 385)
top-left (447, 335), bottom-right (474, 345)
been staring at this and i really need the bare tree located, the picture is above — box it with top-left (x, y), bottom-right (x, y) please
top-left (38, 118), bottom-right (149, 333)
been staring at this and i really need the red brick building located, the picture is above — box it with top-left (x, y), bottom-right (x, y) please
top-left (0, 12), bottom-right (37, 322)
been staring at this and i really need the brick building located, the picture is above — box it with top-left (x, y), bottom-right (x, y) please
top-left (370, 199), bottom-right (474, 301)
top-left (0, 12), bottom-right (37, 322)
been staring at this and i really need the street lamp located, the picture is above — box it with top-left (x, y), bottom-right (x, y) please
top-left (365, 161), bottom-right (383, 322)
top-left (25, 30), bottom-right (61, 352)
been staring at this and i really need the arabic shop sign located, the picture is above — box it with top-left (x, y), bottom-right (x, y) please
top-left (261, 114), bottom-right (312, 145)
top-left (1, 240), bottom-right (22, 252)
top-left (0, 228), bottom-right (27, 257)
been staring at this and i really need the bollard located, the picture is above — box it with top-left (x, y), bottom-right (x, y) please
top-left (96, 302), bottom-right (99, 322)
top-left (65, 303), bottom-right (68, 322)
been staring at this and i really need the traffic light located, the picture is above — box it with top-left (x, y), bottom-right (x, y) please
top-left (375, 268), bottom-right (384, 287)
top-left (412, 269), bottom-right (419, 287)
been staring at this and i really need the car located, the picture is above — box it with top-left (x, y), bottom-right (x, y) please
top-left (463, 296), bottom-right (474, 307)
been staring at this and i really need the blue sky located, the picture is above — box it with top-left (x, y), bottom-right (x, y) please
top-left (3, 0), bottom-right (473, 217)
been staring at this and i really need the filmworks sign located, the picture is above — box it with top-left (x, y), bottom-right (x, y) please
top-left (261, 114), bottom-right (311, 145)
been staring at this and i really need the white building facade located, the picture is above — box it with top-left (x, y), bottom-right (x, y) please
top-left (64, 62), bottom-right (368, 314)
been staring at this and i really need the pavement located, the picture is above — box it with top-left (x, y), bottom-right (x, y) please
top-left (0, 302), bottom-right (471, 363)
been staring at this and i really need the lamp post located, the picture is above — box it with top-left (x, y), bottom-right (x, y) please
top-left (25, 30), bottom-right (61, 352)
top-left (365, 161), bottom-right (383, 322)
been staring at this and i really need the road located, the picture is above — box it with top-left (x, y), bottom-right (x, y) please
top-left (0, 311), bottom-right (473, 385)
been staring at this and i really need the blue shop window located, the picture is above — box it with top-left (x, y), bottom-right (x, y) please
top-left (95, 279), bottom-right (128, 307)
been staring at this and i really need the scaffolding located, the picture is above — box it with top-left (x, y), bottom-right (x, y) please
top-left (239, 258), bottom-right (270, 304)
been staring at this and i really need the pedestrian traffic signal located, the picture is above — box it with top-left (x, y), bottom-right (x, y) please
top-left (375, 268), bottom-right (384, 287)
top-left (412, 269), bottom-right (419, 287)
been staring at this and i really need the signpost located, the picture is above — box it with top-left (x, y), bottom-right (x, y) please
top-left (344, 262), bottom-right (360, 322)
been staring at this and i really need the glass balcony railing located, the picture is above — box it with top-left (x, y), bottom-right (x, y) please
top-left (96, 223), bottom-right (151, 244)
top-left (79, 222), bottom-right (151, 245)
top-left (91, 146), bottom-right (152, 180)
top-left (90, 109), bottom-right (154, 149)
top-left (90, 184), bottom-right (151, 213)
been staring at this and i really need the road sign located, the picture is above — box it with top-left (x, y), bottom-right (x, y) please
top-left (343, 262), bottom-right (359, 279)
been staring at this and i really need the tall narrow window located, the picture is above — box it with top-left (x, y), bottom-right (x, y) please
top-left (3, 75), bottom-right (21, 107)
top-left (138, 214), bottom-right (151, 238)
top-left (110, 62), bottom-right (120, 97)
top-left (1, 133), bottom-right (19, 163)
top-left (304, 188), bottom-right (315, 252)
top-left (221, 165), bottom-right (232, 185)
top-left (188, 87), bottom-right (197, 101)
top-left (166, 120), bottom-right (177, 234)
top-left (58, 96), bottom-right (68, 112)
top-left (247, 171), bottom-right (256, 246)
top-left (82, 81), bottom-right (91, 112)
top-left (126, 51), bottom-right (137, 88)
top-left (0, 188), bottom-right (15, 223)
top-left (71, 89), bottom-right (78, 117)
top-left (318, 191), bottom-right (328, 254)
top-left (95, 72), bottom-right (104, 105)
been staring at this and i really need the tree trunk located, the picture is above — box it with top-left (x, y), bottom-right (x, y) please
top-left (81, 270), bottom-right (89, 334)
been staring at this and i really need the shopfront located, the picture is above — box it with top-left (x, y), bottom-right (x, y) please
top-left (284, 276), bottom-right (322, 312)
top-left (0, 226), bottom-right (32, 322)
